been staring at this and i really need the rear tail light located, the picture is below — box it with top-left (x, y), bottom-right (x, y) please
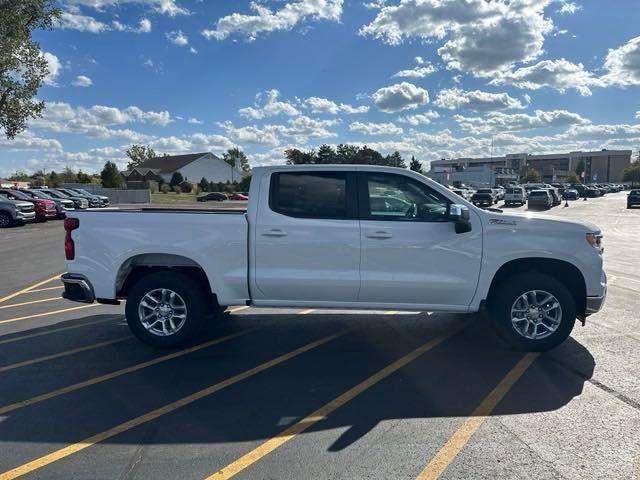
top-left (64, 217), bottom-right (80, 260)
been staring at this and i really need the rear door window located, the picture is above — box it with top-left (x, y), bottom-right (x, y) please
top-left (269, 171), bottom-right (355, 219)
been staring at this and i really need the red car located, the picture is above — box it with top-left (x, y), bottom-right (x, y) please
top-left (0, 188), bottom-right (57, 222)
top-left (229, 193), bottom-right (249, 201)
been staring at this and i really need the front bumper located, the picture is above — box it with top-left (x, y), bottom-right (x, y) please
top-left (61, 273), bottom-right (95, 303)
top-left (16, 211), bottom-right (36, 223)
top-left (586, 270), bottom-right (607, 315)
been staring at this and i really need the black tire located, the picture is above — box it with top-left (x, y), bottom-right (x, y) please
top-left (488, 273), bottom-right (576, 351)
top-left (126, 271), bottom-right (210, 348)
top-left (0, 212), bottom-right (13, 228)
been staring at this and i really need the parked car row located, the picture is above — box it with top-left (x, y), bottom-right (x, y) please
top-left (0, 187), bottom-right (110, 228)
top-left (447, 181), bottom-right (630, 212)
top-left (196, 191), bottom-right (249, 202)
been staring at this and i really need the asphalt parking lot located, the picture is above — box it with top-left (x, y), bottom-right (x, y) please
top-left (0, 192), bottom-right (639, 480)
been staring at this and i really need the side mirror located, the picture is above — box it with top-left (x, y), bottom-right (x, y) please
top-left (448, 204), bottom-right (472, 234)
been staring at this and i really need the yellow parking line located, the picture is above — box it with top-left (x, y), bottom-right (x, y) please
top-left (0, 304), bottom-right (99, 325)
top-left (0, 317), bottom-right (121, 346)
top-left (0, 274), bottom-right (62, 304)
top-left (385, 310), bottom-right (400, 315)
top-left (21, 286), bottom-right (63, 294)
top-left (0, 297), bottom-right (61, 310)
top-left (0, 327), bottom-right (257, 415)
top-left (298, 309), bottom-right (316, 315)
top-left (0, 337), bottom-right (130, 373)
top-left (207, 327), bottom-right (461, 480)
top-left (0, 330), bottom-right (348, 480)
top-left (415, 352), bottom-right (539, 480)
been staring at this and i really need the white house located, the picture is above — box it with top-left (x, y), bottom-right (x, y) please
top-left (124, 152), bottom-right (245, 185)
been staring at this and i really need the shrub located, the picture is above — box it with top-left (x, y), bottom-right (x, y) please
top-left (160, 184), bottom-right (170, 194)
top-left (180, 181), bottom-right (193, 193)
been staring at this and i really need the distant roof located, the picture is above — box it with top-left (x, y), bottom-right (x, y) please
top-left (138, 152), bottom-right (210, 173)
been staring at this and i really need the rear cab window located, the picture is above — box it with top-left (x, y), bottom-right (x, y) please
top-left (269, 171), bottom-right (356, 219)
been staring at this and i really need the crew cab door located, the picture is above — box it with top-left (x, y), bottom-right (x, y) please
top-left (357, 171), bottom-right (482, 309)
top-left (252, 170), bottom-right (360, 303)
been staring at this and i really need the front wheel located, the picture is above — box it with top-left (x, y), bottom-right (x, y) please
top-left (0, 212), bottom-right (13, 228)
top-left (126, 271), bottom-right (210, 348)
top-left (489, 273), bottom-right (576, 351)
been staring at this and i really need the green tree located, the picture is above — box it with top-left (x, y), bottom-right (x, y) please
top-left (409, 156), bottom-right (423, 173)
top-left (336, 144), bottom-right (359, 164)
top-left (169, 171), bottom-right (184, 187)
top-left (125, 144), bottom-right (156, 170)
top-left (29, 170), bottom-right (45, 187)
top-left (61, 166), bottom-right (77, 183)
top-left (316, 144), bottom-right (336, 164)
top-left (285, 148), bottom-right (316, 164)
top-left (0, 1), bottom-right (61, 139)
top-left (622, 162), bottom-right (640, 186)
top-left (566, 172), bottom-right (580, 184)
top-left (385, 151), bottom-right (406, 168)
top-left (9, 171), bottom-right (29, 181)
top-left (522, 168), bottom-right (541, 183)
top-left (100, 161), bottom-right (123, 188)
top-left (76, 170), bottom-right (93, 183)
top-left (238, 174), bottom-right (251, 192)
top-left (223, 147), bottom-right (250, 172)
top-left (355, 146), bottom-right (385, 165)
top-left (46, 170), bottom-right (59, 187)
top-left (180, 181), bottom-right (193, 193)
top-left (198, 177), bottom-right (209, 192)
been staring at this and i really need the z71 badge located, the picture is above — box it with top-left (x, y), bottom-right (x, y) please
top-left (489, 218), bottom-right (517, 226)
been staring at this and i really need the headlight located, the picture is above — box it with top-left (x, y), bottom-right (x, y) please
top-left (586, 233), bottom-right (603, 253)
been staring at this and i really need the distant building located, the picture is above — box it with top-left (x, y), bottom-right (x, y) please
top-left (121, 152), bottom-right (244, 188)
top-left (428, 149), bottom-right (632, 185)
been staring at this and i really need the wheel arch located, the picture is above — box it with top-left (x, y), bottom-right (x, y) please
top-left (486, 257), bottom-right (587, 317)
top-left (116, 253), bottom-right (215, 302)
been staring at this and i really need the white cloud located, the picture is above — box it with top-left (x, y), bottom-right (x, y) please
top-left (0, 131), bottom-right (63, 152)
top-left (360, 0), bottom-right (553, 76)
top-left (43, 52), bottom-right (61, 86)
top-left (31, 102), bottom-right (173, 141)
top-left (349, 121), bottom-right (403, 135)
top-left (392, 64), bottom-right (437, 78)
top-left (558, 1), bottom-right (581, 14)
top-left (397, 110), bottom-right (440, 125)
top-left (435, 88), bottom-right (525, 111)
top-left (372, 82), bottom-right (428, 113)
top-left (239, 89), bottom-right (301, 119)
top-left (64, 0), bottom-right (189, 17)
top-left (166, 30), bottom-right (189, 46)
top-left (602, 36), bottom-right (640, 86)
top-left (305, 97), bottom-right (369, 114)
top-left (138, 18), bottom-right (152, 32)
top-left (636, 111), bottom-right (640, 119)
top-left (57, 11), bottom-right (109, 32)
top-left (187, 117), bottom-right (204, 124)
top-left (492, 58), bottom-right (604, 96)
top-left (202, 0), bottom-right (343, 41)
top-left (72, 75), bottom-right (93, 87)
top-left (219, 122), bottom-right (281, 146)
top-left (59, 11), bottom-right (152, 33)
top-left (454, 109), bottom-right (590, 134)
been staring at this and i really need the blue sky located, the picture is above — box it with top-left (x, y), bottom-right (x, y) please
top-left (1, 0), bottom-right (640, 176)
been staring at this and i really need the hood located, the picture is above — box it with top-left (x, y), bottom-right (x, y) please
top-left (482, 210), bottom-right (600, 233)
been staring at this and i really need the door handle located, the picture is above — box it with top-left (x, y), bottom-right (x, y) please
top-left (366, 230), bottom-right (392, 239)
top-left (262, 229), bottom-right (288, 237)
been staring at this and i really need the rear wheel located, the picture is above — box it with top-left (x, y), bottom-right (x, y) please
top-left (126, 271), bottom-right (210, 348)
top-left (489, 273), bottom-right (576, 351)
top-left (0, 212), bottom-right (13, 228)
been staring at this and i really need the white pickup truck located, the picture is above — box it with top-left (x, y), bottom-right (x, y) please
top-left (62, 165), bottom-right (606, 351)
